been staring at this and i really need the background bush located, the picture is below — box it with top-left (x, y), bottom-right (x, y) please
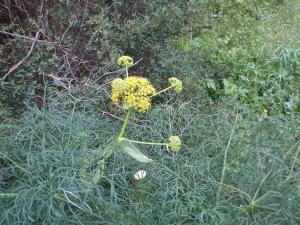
top-left (1, 0), bottom-right (298, 113)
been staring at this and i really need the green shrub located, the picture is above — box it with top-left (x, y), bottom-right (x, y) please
top-left (175, 0), bottom-right (300, 113)
top-left (0, 0), bottom-right (196, 112)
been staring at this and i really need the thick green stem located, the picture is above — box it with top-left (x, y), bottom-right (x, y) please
top-left (118, 108), bottom-right (132, 139)
top-left (93, 108), bottom-right (132, 184)
top-left (92, 144), bottom-right (114, 184)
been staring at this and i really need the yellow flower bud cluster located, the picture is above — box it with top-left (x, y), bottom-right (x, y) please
top-left (117, 56), bottom-right (134, 68)
top-left (111, 78), bottom-right (128, 93)
top-left (168, 77), bottom-right (183, 94)
top-left (168, 136), bottom-right (181, 152)
top-left (111, 76), bottom-right (157, 112)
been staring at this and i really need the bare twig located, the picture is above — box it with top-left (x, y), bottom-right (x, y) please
top-left (73, 0), bottom-right (89, 50)
top-left (59, 21), bottom-right (74, 45)
top-left (2, 0), bottom-right (13, 22)
top-left (95, 58), bottom-right (143, 82)
top-left (1, 30), bottom-right (41, 82)
top-left (0, 30), bottom-right (60, 45)
top-left (46, 73), bottom-right (70, 90)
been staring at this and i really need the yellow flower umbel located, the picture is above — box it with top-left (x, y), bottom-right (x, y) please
top-left (167, 136), bottom-right (181, 152)
top-left (117, 56), bottom-right (134, 68)
top-left (111, 76), bottom-right (156, 112)
top-left (168, 77), bottom-right (183, 94)
top-left (111, 78), bottom-right (128, 106)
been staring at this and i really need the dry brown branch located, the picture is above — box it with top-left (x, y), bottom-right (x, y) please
top-left (1, 30), bottom-right (41, 82)
top-left (59, 22), bottom-right (74, 45)
top-left (46, 73), bottom-right (70, 90)
top-left (0, 30), bottom-right (60, 45)
top-left (2, 0), bottom-right (13, 22)
top-left (2, 0), bottom-right (31, 23)
top-left (72, 0), bottom-right (89, 50)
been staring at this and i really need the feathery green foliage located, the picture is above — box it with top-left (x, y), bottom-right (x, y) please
top-left (1, 97), bottom-right (300, 224)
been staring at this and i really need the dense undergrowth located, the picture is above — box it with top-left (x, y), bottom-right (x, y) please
top-left (170, 0), bottom-right (300, 113)
top-left (1, 99), bottom-right (300, 224)
top-left (1, 0), bottom-right (300, 224)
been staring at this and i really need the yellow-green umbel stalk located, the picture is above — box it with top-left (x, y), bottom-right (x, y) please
top-left (119, 135), bottom-right (181, 153)
top-left (155, 76), bottom-right (183, 96)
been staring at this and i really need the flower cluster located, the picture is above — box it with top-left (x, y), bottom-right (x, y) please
top-left (168, 77), bottom-right (183, 94)
top-left (168, 136), bottom-right (181, 152)
top-left (111, 78), bottom-right (128, 93)
top-left (117, 56), bottom-right (134, 68)
top-left (112, 76), bottom-right (156, 112)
